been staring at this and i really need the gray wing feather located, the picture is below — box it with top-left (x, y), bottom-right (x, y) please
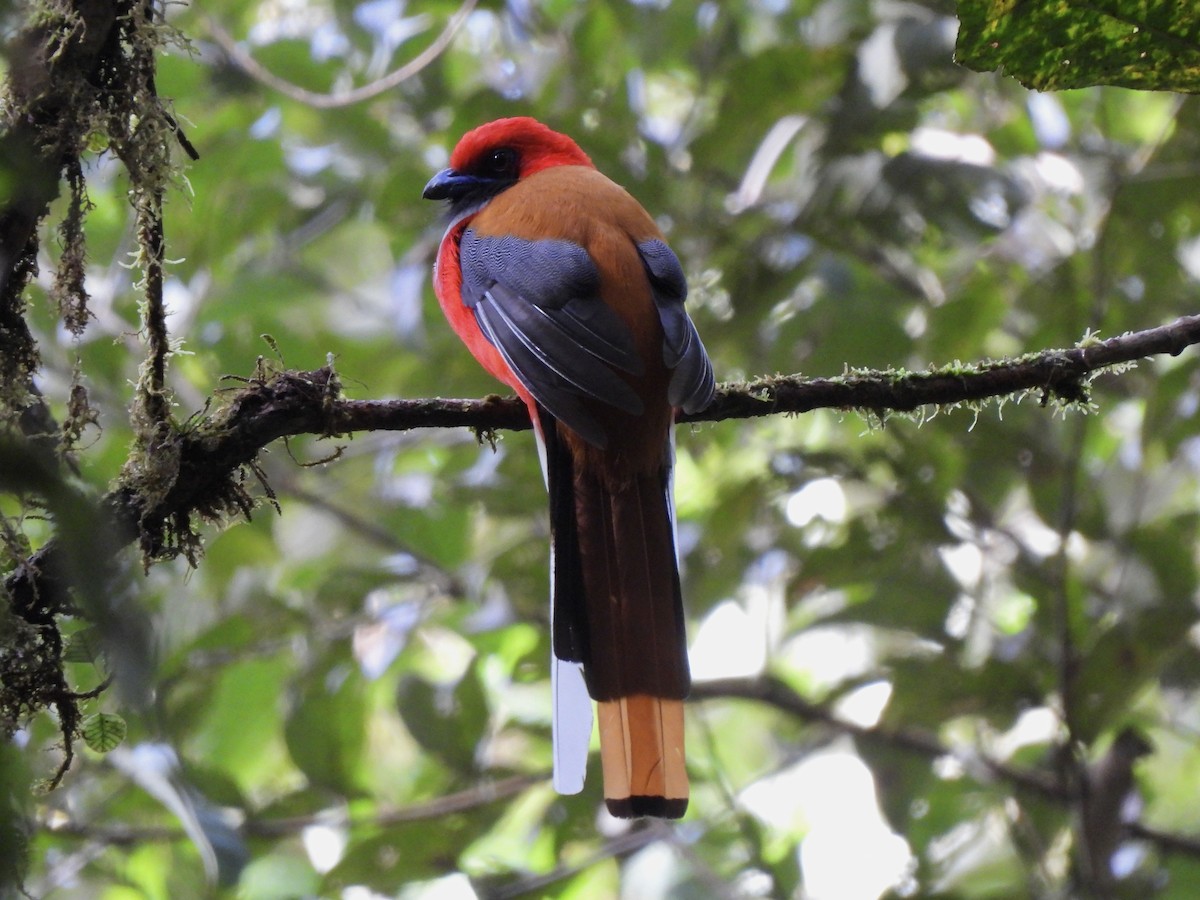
top-left (638, 239), bottom-right (715, 413)
top-left (460, 231), bottom-right (645, 445)
top-left (458, 230), bottom-right (714, 443)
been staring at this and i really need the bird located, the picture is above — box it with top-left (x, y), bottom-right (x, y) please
top-left (423, 117), bottom-right (714, 818)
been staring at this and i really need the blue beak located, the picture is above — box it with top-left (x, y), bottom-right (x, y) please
top-left (422, 168), bottom-right (480, 201)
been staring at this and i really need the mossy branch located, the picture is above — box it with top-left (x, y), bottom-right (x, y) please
top-left (318, 313), bottom-right (1200, 434)
top-left (14, 312), bottom-right (1200, 580)
top-left (3, 312), bottom-right (1198, 785)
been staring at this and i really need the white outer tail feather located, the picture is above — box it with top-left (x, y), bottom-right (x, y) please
top-left (535, 424), bottom-right (594, 795)
top-left (551, 658), bottom-right (591, 793)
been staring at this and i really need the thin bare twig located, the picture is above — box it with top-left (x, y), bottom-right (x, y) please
top-left (204, 0), bottom-right (477, 110)
top-left (690, 676), bottom-right (1066, 801)
top-left (270, 472), bottom-right (463, 597)
top-left (40, 773), bottom-right (541, 846)
top-left (484, 823), bottom-right (673, 899)
top-left (245, 773), bottom-right (539, 836)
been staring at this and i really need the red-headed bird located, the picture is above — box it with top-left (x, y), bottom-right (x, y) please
top-left (423, 117), bottom-right (713, 818)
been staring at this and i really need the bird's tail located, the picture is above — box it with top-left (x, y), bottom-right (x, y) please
top-left (578, 468), bottom-right (691, 820)
top-left (570, 465), bottom-right (690, 818)
top-left (542, 410), bottom-right (690, 818)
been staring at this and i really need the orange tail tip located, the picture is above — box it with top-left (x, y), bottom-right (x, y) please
top-left (598, 696), bottom-right (688, 819)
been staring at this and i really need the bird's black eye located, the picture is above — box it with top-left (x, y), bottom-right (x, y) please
top-left (481, 147), bottom-right (518, 178)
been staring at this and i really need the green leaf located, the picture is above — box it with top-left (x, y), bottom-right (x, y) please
top-left (181, 655), bottom-right (293, 792)
top-left (323, 813), bottom-right (501, 891)
top-left (80, 713), bottom-right (127, 753)
top-left (395, 661), bottom-right (490, 776)
top-left (284, 658), bottom-right (368, 795)
top-left (61, 626), bottom-right (101, 664)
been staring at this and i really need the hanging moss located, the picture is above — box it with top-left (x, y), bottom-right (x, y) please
top-left (0, 0), bottom-right (199, 789)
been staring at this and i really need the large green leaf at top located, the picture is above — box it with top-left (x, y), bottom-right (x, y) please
top-left (956, 1), bottom-right (1200, 92)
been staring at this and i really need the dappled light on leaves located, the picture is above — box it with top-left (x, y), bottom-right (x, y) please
top-left (4, 0), bottom-right (1200, 897)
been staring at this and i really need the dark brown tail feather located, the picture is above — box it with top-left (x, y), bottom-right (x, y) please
top-left (543, 409), bottom-right (690, 818)
top-left (543, 409), bottom-right (589, 668)
top-left (573, 468), bottom-right (689, 701)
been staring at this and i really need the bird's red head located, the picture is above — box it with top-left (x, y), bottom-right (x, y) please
top-left (450, 117), bottom-right (593, 177)
top-left (423, 117), bottom-right (594, 211)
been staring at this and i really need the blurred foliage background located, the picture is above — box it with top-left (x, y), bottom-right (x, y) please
top-left (5, 0), bottom-right (1200, 897)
